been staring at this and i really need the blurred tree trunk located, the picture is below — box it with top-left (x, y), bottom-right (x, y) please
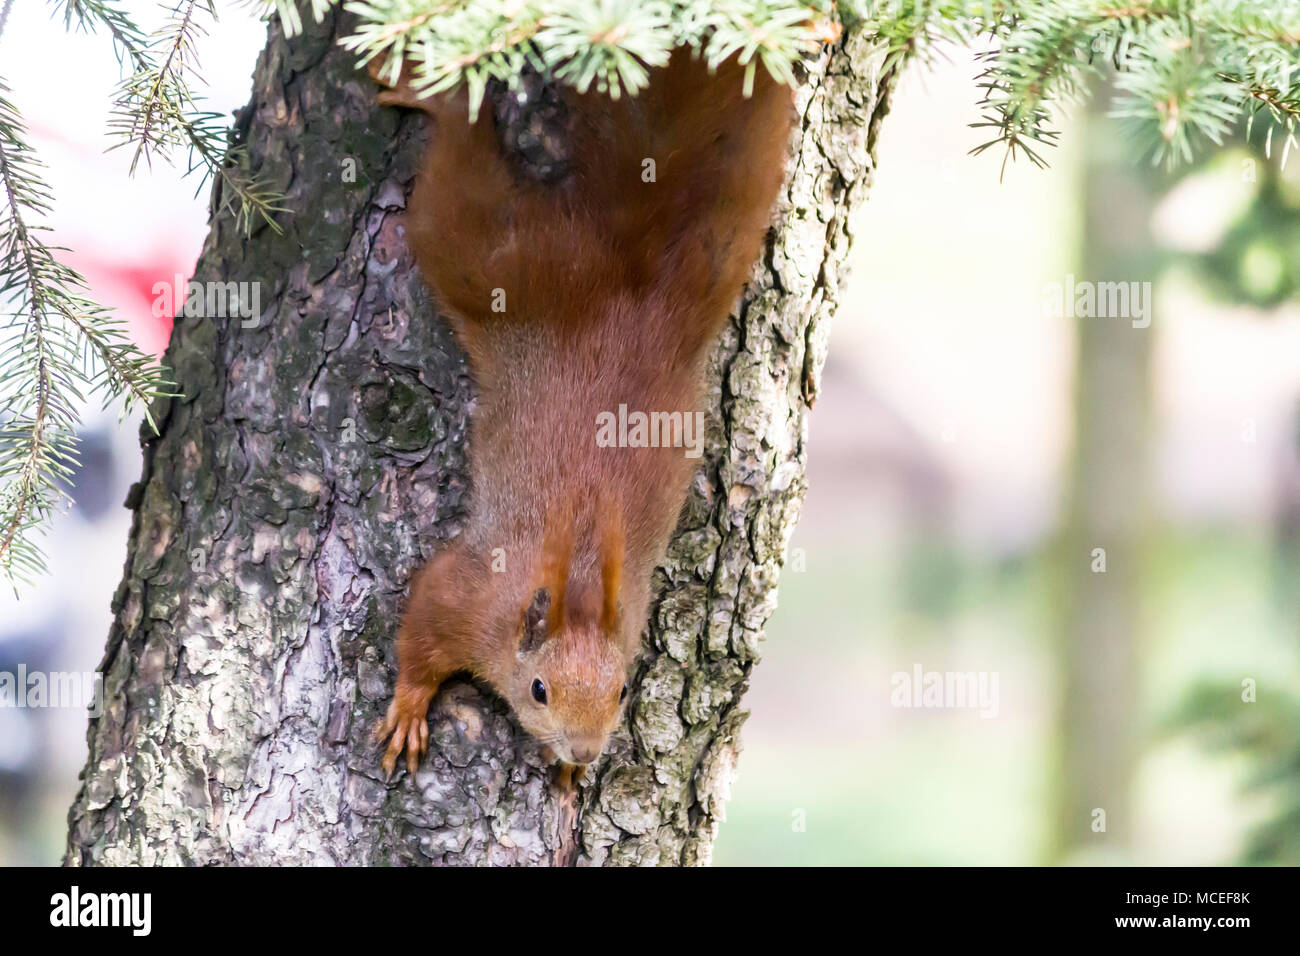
top-left (1052, 85), bottom-right (1163, 861)
top-left (63, 9), bottom-right (897, 866)
top-left (1274, 395), bottom-right (1300, 625)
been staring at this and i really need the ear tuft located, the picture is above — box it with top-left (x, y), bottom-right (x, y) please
top-left (521, 587), bottom-right (550, 652)
top-left (599, 504), bottom-right (624, 635)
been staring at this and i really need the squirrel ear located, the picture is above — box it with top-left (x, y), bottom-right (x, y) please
top-left (599, 508), bottom-right (624, 635)
top-left (521, 587), bottom-right (551, 653)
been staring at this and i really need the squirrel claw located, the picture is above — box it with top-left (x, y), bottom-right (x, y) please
top-left (376, 687), bottom-right (432, 779)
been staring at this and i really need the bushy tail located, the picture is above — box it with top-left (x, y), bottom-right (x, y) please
top-left (374, 51), bottom-right (795, 359)
top-left (570, 52), bottom-right (795, 342)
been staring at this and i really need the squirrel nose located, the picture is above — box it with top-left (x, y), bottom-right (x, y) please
top-left (570, 742), bottom-right (601, 765)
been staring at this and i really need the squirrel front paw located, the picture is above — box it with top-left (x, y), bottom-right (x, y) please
top-left (375, 683), bottom-right (435, 778)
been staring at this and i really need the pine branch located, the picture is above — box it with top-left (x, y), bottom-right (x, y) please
top-left (0, 80), bottom-right (175, 585)
top-left (959, 1), bottom-right (1300, 172)
top-left (57, 0), bottom-right (288, 234)
top-left (115, 0), bottom-right (212, 172)
top-left (254, 0), bottom-right (338, 38)
top-left (339, 1), bottom-right (837, 119)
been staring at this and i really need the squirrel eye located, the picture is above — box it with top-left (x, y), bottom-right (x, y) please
top-left (531, 678), bottom-right (548, 705)
top-left (619, 683), bottom-right (628, 703)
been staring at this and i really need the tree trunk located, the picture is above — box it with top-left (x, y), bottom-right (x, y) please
top-left (1051, 84), bottom-right (1160, 861)
top-left (64, 9), bottom-right (896, 866)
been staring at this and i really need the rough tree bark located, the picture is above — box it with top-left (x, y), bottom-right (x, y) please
top-left (64, 9), bottom-right (896, 866)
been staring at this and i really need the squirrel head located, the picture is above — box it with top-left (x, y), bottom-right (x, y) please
top-left (507, 508), bottom-right (628, 766)
top-left (508, 585), bottom-right (628, 765)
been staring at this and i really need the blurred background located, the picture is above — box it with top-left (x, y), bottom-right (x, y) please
top-left (2, 5), bottom-right (1298, 866)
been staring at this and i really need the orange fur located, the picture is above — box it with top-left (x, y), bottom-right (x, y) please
top-left (372, 51), bottom-right (795, 781)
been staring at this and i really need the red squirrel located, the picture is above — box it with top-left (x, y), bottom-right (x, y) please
top-left (370, 50), bottom-right (795, 782)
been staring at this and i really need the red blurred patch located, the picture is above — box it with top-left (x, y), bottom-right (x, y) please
top-left (63, 240), bottom-right (200, 357)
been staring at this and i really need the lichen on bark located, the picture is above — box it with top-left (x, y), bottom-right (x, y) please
top-left (64, 8), bottom-right (896, 866)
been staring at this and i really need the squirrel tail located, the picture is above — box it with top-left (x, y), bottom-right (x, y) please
top-left (378, 51), bottom-right (794, 355)
top-left (570, 51), bottom-right (795, 346)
